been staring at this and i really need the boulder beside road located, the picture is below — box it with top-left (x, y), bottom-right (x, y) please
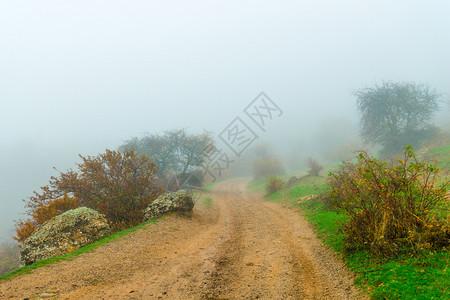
top-left (20, 207), bottom-right (111, 265)
top-left (143, 190), bottom-right (194, 222)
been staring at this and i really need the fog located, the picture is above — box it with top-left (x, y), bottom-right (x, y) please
top-left (1, 0), bottom-right (449, 241)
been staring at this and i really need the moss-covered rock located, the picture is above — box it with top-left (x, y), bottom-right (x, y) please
top-left (143, 190), bottom-right (194, 222)
top-left (20, 207), bottom-right (111, 265)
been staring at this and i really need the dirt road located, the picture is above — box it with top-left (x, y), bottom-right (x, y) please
top-left (0, 179), bottom-right (365, 299)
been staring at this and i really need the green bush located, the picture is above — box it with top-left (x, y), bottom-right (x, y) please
top-left (265, 176), bottom-right (285, 195)
top-left (328, 145), bottom-right (449, 256)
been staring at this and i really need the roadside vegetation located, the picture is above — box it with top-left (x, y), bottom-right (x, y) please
top-left (14, 150), bottom-right (163, 243)
top-left (265, 175), bottom-right (285, 195)
top-left (250, 144), bottom-right (450, 299)
top-left (329, 145), bottom-right (448, 256)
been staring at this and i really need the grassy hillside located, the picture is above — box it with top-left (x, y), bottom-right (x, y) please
top-left (424, 145), bottom-right (450, 177)
top-left (251, 144), bottom-right (450, 299)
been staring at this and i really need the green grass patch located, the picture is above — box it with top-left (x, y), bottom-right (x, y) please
top-left (203, 197), bottom-right (212, 207)
top-left (425, 145), bottom-right (450, 176)
top-left (249, 175), bottom-right (329, 202)
top-left (300, 199), bottom-right (347, 253)
top-left (346, 250), bottom-right (450, 299)
top-left (288, 176), bottom-right (328, 199)
top-left (425, 144), bottom-right (450, 217)
top-left (0, 217), bottom-right (163, 282)
top-left (266, 190), bottom-right (283, 202)
top-left (203, 183), bottom-right (217, 191)
top-left (279, 170), bottom-right (308, 179)
top-left (247, 179), bottom-right (267, 193)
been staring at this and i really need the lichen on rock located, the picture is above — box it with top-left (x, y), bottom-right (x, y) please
top-left (20, 207), bottom-right (111, 265)
top-left (143, 190), bottom-right (194, 222)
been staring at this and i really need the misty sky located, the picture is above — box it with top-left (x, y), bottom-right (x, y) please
top-left (1, 0), bottom-right (449, 240)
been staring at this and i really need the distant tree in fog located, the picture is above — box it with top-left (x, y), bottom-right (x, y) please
top-left (355, 81), bottom-right (441, 156)
top-left (306, 157), bottom-right (323, 176)
top-left (119, 129), bottom-right (216, 180)
top-left (251, 143), bottom-right (285, 179)
top-left (0, 241), bottom-right (20, 275)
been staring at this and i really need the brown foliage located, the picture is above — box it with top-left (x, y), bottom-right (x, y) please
top-left (32, 193), bottom-right (80, 225)
top-left (13, 220), bottom-right (37, 243)
top-left (14, 193), bottom-right (79, 242)
top-left (15, 150), bottom-right (163, 242)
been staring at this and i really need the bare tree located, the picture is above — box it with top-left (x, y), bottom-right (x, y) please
top-left (355, 81), bottom-right (440, 156)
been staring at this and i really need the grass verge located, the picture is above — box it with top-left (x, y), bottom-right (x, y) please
top-left (247, 179), bottom-right (266, 194)
top-left (0, 217), bottom-right (163, 282)
top-left (425, 145), bottom-right (450, 174)
top-left (300, 197), bottom-right (449, 299)
top-left (203, 197), bottom-right (212, 208)
top-left (203, 183), bottom-right (216, 191)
